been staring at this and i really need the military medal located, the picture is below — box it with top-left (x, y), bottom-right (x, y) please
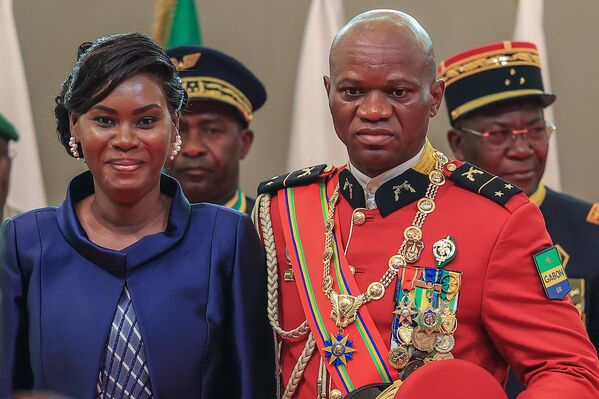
top-left (396, 325), bottom-right (414, 345)
top-left (432, 236), bottom-right (457, 268)
top-left (393, 302), bottom-right (418, 325)
top-left (323, 333), bottom-right (356, 366)
top-left (412, 328), bottom-right (437, 352)
top-left (416, 308), bottom-right (441, 332)
top-left (441, 307), bottom-right (458, 334)
top-left (388, 346), bottom-right (409, 369)
top-left (435, 333), bottom-right (455, 353)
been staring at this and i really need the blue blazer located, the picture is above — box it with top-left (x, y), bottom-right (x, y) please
top-left (0, 172), bottom-right (275, 398)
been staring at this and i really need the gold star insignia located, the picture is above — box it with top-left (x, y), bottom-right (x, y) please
top-left (505, 183), bottom-right (514, 190)
top-left (323, 333), bottom-right (356, 366)
top-left (393, 303), bottom-right (418, 325)
top-left (494, 191), bottom-right (504, 197)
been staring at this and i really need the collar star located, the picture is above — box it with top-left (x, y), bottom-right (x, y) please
top-left (494, 191), bottom-right (504, 197)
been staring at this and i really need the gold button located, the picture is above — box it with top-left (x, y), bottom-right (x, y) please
top-left (352, 211), bottom-right (366, 225)
top-left (330, 389), bottom-right (343, 399)
top-left (447, 163), bottom-right (456, 172)
top-left (324, 165), bottom-right (333, 173)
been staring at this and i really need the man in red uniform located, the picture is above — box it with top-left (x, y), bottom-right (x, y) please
top-left (440, 41), bottom-right (599, 398)
top-left (253, 9), bottom-right (599, 399)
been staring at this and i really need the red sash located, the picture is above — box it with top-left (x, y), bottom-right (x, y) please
top-left (277, 179), bottom-right (397, 395)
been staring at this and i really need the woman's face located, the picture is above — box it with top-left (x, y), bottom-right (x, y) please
top-left (70, 74), bottom-right (176, 203)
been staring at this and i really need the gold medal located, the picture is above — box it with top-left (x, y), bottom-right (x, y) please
top-left (388, 346), bottom-right (409, 369)
top-left (403, 226), bottom-right (422, 241)
top-left (435, 334), bottom-right (455, 353)
top-left (388, 254), bottom-right (406, 270)
top-left (397, 325), bottom-right (414, 345)
top-left (429, 170), bottom-right (446, 186)
top-left (367, 282), bottom-right (385, 300)
top-left (417, 198), bottom-right (436, 214)
top-left (412, 329), bottom-right (437, 352)
top-left (441, 308), bottom-right (458, 334)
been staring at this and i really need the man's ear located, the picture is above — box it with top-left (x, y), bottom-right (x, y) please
top-left (239, 129), bottom-right (254, 160)
top-left (429, 79), bottom-right (446, 117)
top-left (447, 128), bottom-right (467, 161)
top-left (323, 75), bottom-right (332, 98)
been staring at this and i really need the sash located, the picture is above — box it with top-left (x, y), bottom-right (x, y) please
top-left (278, 179), bottom-right (397, 395)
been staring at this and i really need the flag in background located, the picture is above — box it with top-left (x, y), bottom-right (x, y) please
top-left (287, 0), bottom-right (346, 171)
top-left (153, 0), bottom-right (202, 48)
top-left (513, 0), bottom-right (561, 191)
top-left (0, 0), bottom-right (47, 211)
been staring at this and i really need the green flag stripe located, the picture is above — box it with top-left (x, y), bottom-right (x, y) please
top-left (167, 0), bottom-right (202, 47)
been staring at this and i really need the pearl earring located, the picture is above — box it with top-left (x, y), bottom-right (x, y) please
top-left (69, 137), bottom-right (81, 160)
top-left (169, 132), bottom-right (182, 161)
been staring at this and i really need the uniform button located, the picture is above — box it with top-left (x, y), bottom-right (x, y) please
top-left (447, 163), bottom-right (456, 172)
top-left (352, 211), bottom-right (366, 225)
top-left (330, 389), bottom-right (343, 399)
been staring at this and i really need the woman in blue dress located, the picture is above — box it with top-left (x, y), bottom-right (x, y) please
top-left (0, 32), bottom-right (274, 399)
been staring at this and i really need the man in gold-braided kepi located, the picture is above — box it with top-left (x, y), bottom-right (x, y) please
top-left (252, 10), bottom-right (599, 399)
top-left (440, 40), bottom-right (599, 399)
top-left (166, 46), bottom-right (266, 214)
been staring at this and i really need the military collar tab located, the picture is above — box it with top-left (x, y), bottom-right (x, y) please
top-left (339, 169), bottom-right (366, 209)
top-left (376, 169), bottom-right (430, 216)
top-left (338, 168), bottom-right (429, 216)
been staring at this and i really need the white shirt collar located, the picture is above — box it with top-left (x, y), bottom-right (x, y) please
top-left (348, 144), bottom-right (426, 209)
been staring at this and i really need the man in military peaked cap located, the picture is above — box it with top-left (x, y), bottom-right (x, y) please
top-left (165, 46), bottom-right (266, 214)
top-left (252, 10), bottom-right (599, 399)
top-left (440, 40), bottom-right (599, 398)
top-left (0, 113), bottom-right (19, 220)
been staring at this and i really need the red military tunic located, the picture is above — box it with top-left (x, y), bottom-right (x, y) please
top-left (257, 155), bottom-right (599, 399)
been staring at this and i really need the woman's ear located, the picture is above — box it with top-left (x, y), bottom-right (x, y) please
top-left (69, 113), bottom-right (80, 140)
top-left (171, 116), bottom-right (180, 143)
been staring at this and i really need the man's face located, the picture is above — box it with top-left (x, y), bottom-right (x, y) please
top-left (324, 28), bottom-right (444, 177)
top-left (0, 138), bottom-right (11, 218)
top-left (448, 103), bottom-right (548, 196)
top-left (166, 100), bottom-right (253, 204)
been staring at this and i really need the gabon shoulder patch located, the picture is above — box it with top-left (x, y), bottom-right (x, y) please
top-left (533, 246), bottom-right (570, 300)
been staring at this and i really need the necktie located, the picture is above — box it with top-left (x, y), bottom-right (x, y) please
top-left (96, 286), bottom-right (153, 398)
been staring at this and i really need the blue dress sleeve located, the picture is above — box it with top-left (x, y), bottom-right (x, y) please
top-left (0, 218), bottom-right (33, 397)
top-left (203, 212), bottom-right (276, 399)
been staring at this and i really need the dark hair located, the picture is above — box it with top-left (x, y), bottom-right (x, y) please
top-left (55, 32), bottom-right (185, 157)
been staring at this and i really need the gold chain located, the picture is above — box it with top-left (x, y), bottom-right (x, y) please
top-left (321, 151), bottom-right (448, 328)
